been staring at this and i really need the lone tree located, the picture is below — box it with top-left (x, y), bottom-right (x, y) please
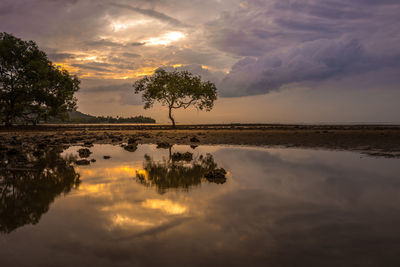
top-left (133, 69), bottom-right (217, 128)
top-left (0, 32), bottom-right (79, 126)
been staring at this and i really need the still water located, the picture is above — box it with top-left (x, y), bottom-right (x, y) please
top-left (1, 144), bottom-right (400, 267)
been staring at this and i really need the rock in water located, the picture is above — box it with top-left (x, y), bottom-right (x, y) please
top-left (75, 159), bottom-right (90, 165)
top-left (123, 143), bottom-right (138, 152)
top-left (205, 168), bottom-right (227, 184)
top-left (78, 148), bottom-right (92, 158)
top-left (156, 142), bottom-right (171, 149)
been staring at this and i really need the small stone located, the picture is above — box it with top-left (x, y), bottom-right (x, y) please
top-left (78, 148), bottom-right (92, 158)
top-left (190, 137), bottom-right (200, 142)
top-left (103, 155), bottom-right (111, 159)
top-left (123, 143), bottom-right (138, 152)
top-left (157, 142), bottom-right (171, 149)
top-left (75, 159), bottom-right (90, 165)
top-left (83, 141), bottom-right (93, 147)
top-left (205, 168), bottom-right (227, 184)
top-left (6, 148), bottom-right (19, 156)
top-left (128, 137), bottom-right (138, 144)
top-left (38, 143), bottom-right (47, 149)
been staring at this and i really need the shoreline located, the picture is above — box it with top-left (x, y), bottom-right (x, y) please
top-left (1, 123), bottom-right (400, 131)
top-left (1, 124), bottom-right (400, 158)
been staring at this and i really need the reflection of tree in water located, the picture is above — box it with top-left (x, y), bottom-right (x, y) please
top-left (136, 148), bottom-right (226, 194)
top-left (0, 146), bottom-right (80, 233)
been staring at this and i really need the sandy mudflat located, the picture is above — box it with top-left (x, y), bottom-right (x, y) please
top-left (1, 124), bottom-right (400, 157)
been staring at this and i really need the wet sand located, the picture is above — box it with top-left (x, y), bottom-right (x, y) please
top-left (1, 124), bottom-right (400, 158)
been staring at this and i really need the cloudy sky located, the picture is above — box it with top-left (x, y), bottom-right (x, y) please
top-left (1, 0), bottom-right (400, 123)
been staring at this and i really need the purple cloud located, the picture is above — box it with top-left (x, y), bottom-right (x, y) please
top-left (207, 0), bottom-right (400, 96)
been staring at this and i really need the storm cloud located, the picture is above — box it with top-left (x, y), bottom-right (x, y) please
top-left (208, 0), bottom-right (400, 96)
top-left (219, 38), bottom-right (398, 97)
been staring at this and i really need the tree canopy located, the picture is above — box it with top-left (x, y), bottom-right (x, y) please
top-left (133, 68), bottom-right (217, 128)
top-left (0, 32), bottom-right (80, 126)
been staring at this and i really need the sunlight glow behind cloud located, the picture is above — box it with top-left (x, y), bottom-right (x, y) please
top-left (111, 19), bottom-right (152, 32)
top-left (144, 32), bottom-right (185, 46)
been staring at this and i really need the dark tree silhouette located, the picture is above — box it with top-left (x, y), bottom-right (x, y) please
top-left (0, 146), bottom-right (80, 233)
top-left (0, 32), bottom-right (80, 126)
top-left (133, 69), bottom-right (217, 128)
top-left (136, 148), bottom-right (226, 194)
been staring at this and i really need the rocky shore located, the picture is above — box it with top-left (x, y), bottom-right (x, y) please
top-left (1, 125), bottom-right (400, 158)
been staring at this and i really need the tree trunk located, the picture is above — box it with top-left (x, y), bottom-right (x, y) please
top-left (168, 107), bottom-right (176, 129)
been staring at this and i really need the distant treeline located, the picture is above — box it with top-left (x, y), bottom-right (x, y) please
top-left (68, 115), bottom-right (156, 124)
top-left (43, 111), bottom-right (156, 124)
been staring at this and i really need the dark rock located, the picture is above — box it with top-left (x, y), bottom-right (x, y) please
top-left (83, 141), bottom-right (93, 147)
top-left (123, 143), bottom-right (138, 152)
top-left (78, 148), bottom-right (92, 158)
top-left (10, 140), bottom-right (22, 145)
top-left (205, 168), bottom-right (227, 184)
top-left (171, 152), bottom-right (193, 162)
top-left (6, 148), bottom-right (19, 156)
top-left (90, 159), bottom-right (96, 163)
top-left (190, 145), bottom-right (198, 149)
top-left (75, 159), bottom-right (90, 165)
top-left (157, 142), bottom-right (171, 149)
top-left (32, 150), bottom-right (43, 158)
top-left (103, 156), bottom-right (111, 159)
top-left (128, 137), bottom-right (138, 144)
top-left (205, 168), bottom-right (226, 177)
top-left (190, 137), bottom-right (200, 142)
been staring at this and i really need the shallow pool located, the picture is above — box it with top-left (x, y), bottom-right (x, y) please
top-left (1, 144), bottom-right (400, 267)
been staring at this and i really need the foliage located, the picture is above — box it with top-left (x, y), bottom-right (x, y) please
top-left (133, 68), bottom-right (217, 127)
top-left (0, 32), bottom-right (80, 126)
